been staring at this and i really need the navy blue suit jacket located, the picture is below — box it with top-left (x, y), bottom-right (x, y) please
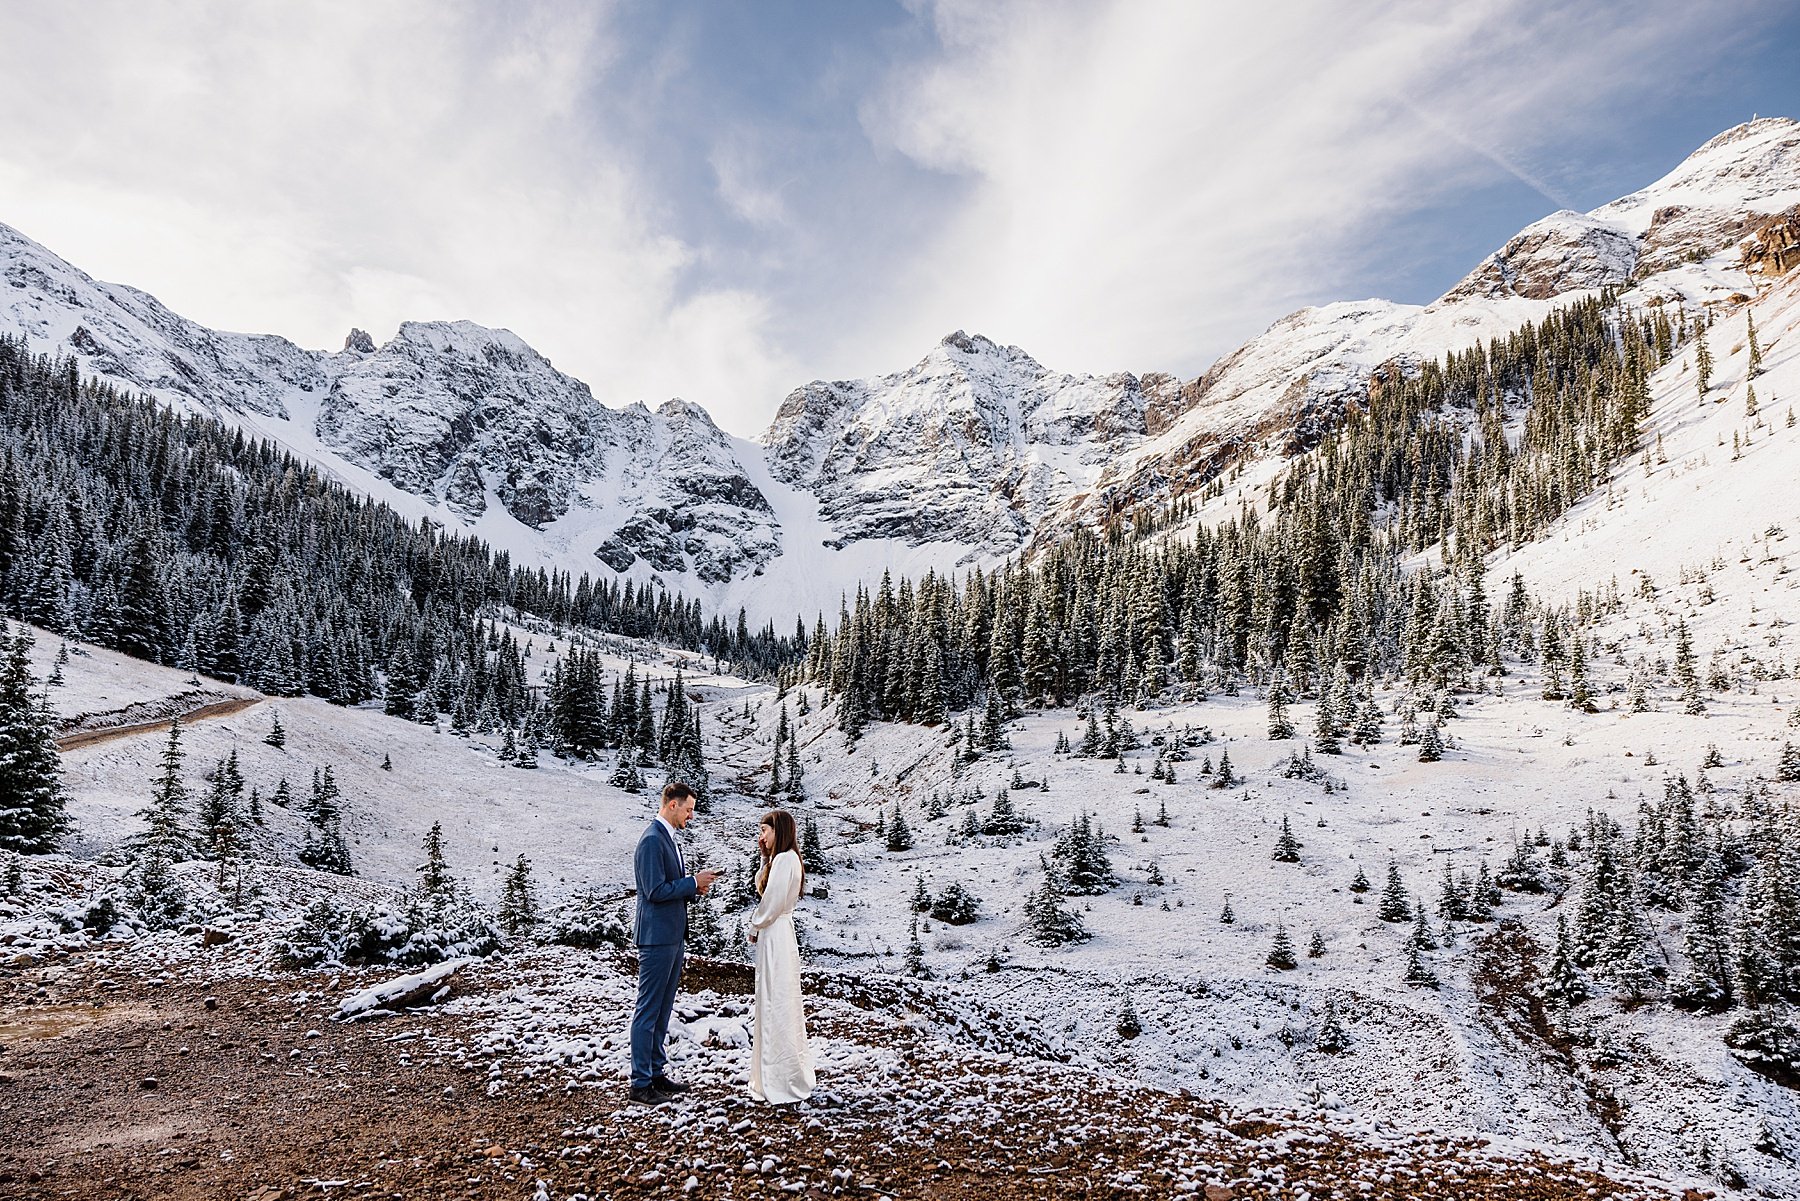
top-left (634, 819), bottom-right (696, 947)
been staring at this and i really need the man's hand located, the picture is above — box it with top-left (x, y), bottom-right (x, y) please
top-left (694, 869), bottom-right (721, 895)
top-left (747, 929), bottom-right (758, 945)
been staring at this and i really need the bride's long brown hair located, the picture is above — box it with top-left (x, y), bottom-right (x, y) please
top-left (755, 808), bottom-right (802, 895)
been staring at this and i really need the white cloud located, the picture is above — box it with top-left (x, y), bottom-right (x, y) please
top-left (709, 139), bottom-right (792, 229)
top-left (0, 0), bottom-right (792, 431)
top-left (848, 0), bottom-right (1737, 379)
top-left (0, 0), bottom-right (1769, 439)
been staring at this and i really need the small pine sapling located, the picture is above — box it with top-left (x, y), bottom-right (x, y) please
top-left (1271, 815), bottom-right (1301, 863)
top-left (1116, 993), bottom-right (1143, 1039)
top-left (1266, 921), bottom-right (1298, 971)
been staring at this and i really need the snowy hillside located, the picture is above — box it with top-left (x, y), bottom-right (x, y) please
top-left (5, 118), bottom-right (1799, 626)
top-left (1062, 118), bottom-right (1800, 535)
top-left (9, 251), bottom-right (1800, 1190)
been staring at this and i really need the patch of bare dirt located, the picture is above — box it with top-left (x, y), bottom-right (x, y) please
top-left (56, 697), bottom-right (263, 752)
top-left (0, 949), bottom-right (1695, 1201)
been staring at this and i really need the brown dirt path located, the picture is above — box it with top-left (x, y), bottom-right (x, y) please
top-left (55, 697), bottom-right (263, 752)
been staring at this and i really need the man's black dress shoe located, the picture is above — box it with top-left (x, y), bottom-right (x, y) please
top-left (651, 1075), bottom-right (691, 1096)
top-left (629, 1085), bottom-right (666, 1105)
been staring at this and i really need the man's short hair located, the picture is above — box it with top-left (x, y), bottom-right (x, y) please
top-left (661, 782), bottom-right (695, 805)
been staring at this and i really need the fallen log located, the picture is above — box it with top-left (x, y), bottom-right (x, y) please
top-left (333, 958), bottom-right (470, 1021)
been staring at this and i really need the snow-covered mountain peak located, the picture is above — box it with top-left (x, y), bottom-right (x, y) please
top-left (655, 396), bottom-right (722, 428)
top-left (0, 218), bottom-right (319, 421)
top-left (1598, 116), bottom-right (1800, 231)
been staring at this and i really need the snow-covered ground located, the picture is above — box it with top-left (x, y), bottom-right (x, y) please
top-left (10, 200), bottom-right (1800, 1201)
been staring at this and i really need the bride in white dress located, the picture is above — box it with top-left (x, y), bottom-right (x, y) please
top-left (747, 808), bottom-right (815, 1104)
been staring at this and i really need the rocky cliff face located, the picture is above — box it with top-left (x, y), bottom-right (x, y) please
top-left (1439, 212), bottom-right (1638, 303)
top-left (319, 321), bottom-right (608, 527)
top-left (760, 331), bottom-right (1179, 555)
top-left (1743, 206), bottom-right (1800, 277)
top-left (317, 325), bottom-right (780, 582)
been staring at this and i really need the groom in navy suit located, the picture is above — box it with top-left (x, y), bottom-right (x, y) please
top-left (630, 781), bottom-right (720, 1105)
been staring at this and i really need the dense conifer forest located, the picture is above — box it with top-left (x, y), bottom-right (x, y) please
top-left (0, 333), bottom-right (804, 734)
top-left (800, 294), bottom-right (1685, 723)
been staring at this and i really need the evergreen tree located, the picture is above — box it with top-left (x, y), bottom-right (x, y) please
top-left (417, 821), bottom-right (455, 915)
top-left (1438, 861), bottom-right (1469, 922)
top-left (1267, 673), bottom-right (1295, 740)
top-left (499, 854), bottom-right (538, 936)
top-left (384, 643), bottom-right (420, 720)
top-left (1078, 712), bottom-right (1103, 757)
top-left (264, 710), bottom-right (286, 749)
top-left (686, 884), bottom-right (726, 956)
top-left (1417, 721), bottom-right (1443, 762)
top-left (1410, 901), bottom-right (1438, 950)
top-left (197, 751), bottom-right (246, 859)
top-left (1546, 913), bottom-right (1589, 1007)
top-left (1351, 694), bottom-right (1384, 746)
top-left (1271, 815), bottom-right (1301, 863)
top-left (1307, 930), bottom-right (1326, 958)
top-left (1054, 811), bottom-right (1116, 894)
top-left (299, 766), bottom-right (353, 875)
top-left (905, 917), bottom-right (930, 978)
top-left (983, 788), bottom-right (1026, 836)
top-left (1313, 686), bottom-right (1340, 755)
top-left (608, 747), bottom-right (645, 793)
top-left (1378, 864), bottom-right (1410, 922)
top-left (136, 717), bottom-right (191, 856)
top-left (1267, 920), bottom-right (1298, 970)
top-left (887, 806), bottom-right (915, 852)
top-left (1116, 992), bottom-right (1143, 1039)
top-left (1695, 325), bottom-right (1713, 396)
top-left (1567, 639), bottom-right (1595, 713)
top-left (1349, 865), bottom-right (1371, 894)
top-left (1673, 838), bottom-right (1732, 1010)
top-left (801, 814), bottom-right (832, 876)
top-left (1402, 941), bottom-right (1440, 989)
top-left (1675, 620), bottom-right (1705, 715)
top-left (1777, 742), bottom-right (1800, 783)
top-left (784, 736), bottom-right (805, 802)
top-left (1024, 861), bottom-right (1090, 946)
top-left (0, 626), bottom-right (68, 852)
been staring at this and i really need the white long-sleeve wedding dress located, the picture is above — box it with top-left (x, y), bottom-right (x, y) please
top-left (748, 849), bottom-right (815, 1103)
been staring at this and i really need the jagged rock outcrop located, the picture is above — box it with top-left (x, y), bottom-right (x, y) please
top-left (1440, 212), bottom-right (1637, 303)
top-left (761, 331), bottom-right (1180, 555)
top-left (1743, 205), bottom-right (1800, 277)
top-left (317, 321), bottom-right (607, 527)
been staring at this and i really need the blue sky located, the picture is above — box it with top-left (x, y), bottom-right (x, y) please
top-left (1, 1), bottom-right (1797, 435)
